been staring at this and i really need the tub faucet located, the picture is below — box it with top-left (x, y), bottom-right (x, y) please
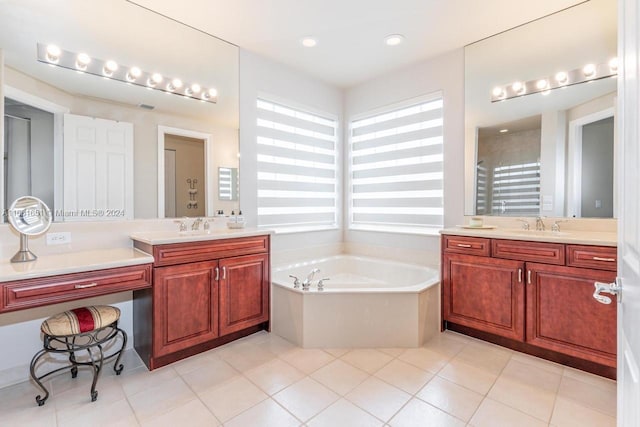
top-left (535, 216), bottom-right (546, 231)
top-left (302, 268), bottom-right (320, 291)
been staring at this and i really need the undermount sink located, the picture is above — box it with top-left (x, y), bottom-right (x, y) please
top-left (178, 230), bottom-right (212, 236)
top-left (510, 229), bottom-right (569, 237)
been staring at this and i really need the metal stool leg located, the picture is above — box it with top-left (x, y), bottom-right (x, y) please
top-left (86, 344), bottom-right (104, 402)
top-left (29, 348), bottom-right (51, 407)
top-left (112, 325), bottom-right (127, 375)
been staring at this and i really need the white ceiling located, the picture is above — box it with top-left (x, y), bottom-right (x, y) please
top-left (130, 0), bottom-right (587, 88)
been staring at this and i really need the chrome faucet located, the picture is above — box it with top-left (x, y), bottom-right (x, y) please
top-left (191, 218), bottom-right (203, 231)
top-left (551, 219), bottom-right (568, 233)
top-left (535, 216), bottom-right (546, 231)
top-left (516, 219), bottom-right (530, 230)
top-left (302, 268), bottom-right (320, 291)
top-left (174, 219), bottom-right (188, 232)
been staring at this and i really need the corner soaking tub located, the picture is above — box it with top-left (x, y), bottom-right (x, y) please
top-left (271, 255), bottom-right (440, 348)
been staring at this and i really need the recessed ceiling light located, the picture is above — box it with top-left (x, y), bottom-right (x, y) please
top-left (384, 34), bottom-right (405, 46)
top-left (301, 37), bottom-right (317, 48)
top-left (499, 129), bottom-right (509, 133)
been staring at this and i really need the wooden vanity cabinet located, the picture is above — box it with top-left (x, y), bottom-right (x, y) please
top-left (133, 235), bottom-right (270, 370)
top-left (526, 263), bottom-right (616, 366)
top-left (442, 253), bottom-right (524, 341)
top-left (441, 234), bottom-right (617, 377)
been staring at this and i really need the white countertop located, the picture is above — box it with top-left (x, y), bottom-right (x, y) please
top-left (0, 248), bottom-right (154, 283)
top-left (129, 228), bottom-right (273, 245)
top-left (440, 227), bottom-right (617, 247)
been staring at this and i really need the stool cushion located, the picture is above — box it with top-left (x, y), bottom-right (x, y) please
top-left (41, 305), bottom-right (120, 336)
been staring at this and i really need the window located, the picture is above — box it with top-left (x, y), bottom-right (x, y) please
top-left (348, 95), bottom-right (444, 234)
top-left (256, 98), bottom-right (338, 232)
top-left (490, 161), bottom-right (541, 215)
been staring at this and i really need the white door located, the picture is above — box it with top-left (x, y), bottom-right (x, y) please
top-left (615, 0), bottom-right (640, 424)
top-left (63, 114), bottom-right (133, 220)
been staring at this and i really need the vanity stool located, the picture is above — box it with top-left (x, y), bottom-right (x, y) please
top-left (29, 305), bottom-right (127, 406)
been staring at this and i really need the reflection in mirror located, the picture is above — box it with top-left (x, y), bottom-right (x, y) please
top-left (0, 0), bottom-right (239, 221)
top-left (218, 167), bottom-right (239, 202)
top-left (464, 0), bottom-right (616, 218)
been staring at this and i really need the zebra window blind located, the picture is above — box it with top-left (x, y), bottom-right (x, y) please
top-left (349, 95), bottom-right (444, 233)
top-left (256, 98), bottom-right (338, 231)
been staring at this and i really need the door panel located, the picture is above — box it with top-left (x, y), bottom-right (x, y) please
top-left (526, 263), bottom-right (616, 367)
top-left (63, 114), bottom-right (133, 220)
top-left (618, 0), bottom-right (640, 423)
top-left (153, 261), bottom-right (218, 357)
top-left (443, 253), bottom-right (525, 340)
top-left (219, 254), bottom-right (269, 336)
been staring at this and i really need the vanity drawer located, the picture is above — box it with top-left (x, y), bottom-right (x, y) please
top-left (152, 235), bottom-right (270, 267)
top-left (443, 235), bottom-right (490, 256)
top-left (492, 239), bottom-right (565, 265)
top-left (1, 264), bottom-right (152, 313)
top-left (566, 245), bottom-right (617, 271)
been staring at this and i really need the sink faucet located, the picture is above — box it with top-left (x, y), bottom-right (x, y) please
top-left (302, 268), bottom-right (320, 291)
top-left (516, 219), bottom-right (530, 230)
top-left (551, 219), bottom-right (568, 233)
top-left (191, 218), bottom-right (203, 231)
top-left (535, 217), bottom-right (546, 231)
top-left (174, 219), bottom-right (188, 232)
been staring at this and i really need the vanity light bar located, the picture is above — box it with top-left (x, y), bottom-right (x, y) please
top-left (36, 43), bottom-right (218, 104)
top-left (490, 59), bottom-right (617, 103)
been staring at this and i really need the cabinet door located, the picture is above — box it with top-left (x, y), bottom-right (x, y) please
top-left (153, 261), bottom-right (219, 357)
top-left (526, 263), bottom-right (617, 367)
top-left (219, 254), bottom-right (269, 336)
top-left (443, 253), bottom-right (525, 340)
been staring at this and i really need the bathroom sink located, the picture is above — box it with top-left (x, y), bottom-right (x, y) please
top-left (178, 230), bottom-right (212, 236)
top-left (509, 230), bottom-right (569, 237)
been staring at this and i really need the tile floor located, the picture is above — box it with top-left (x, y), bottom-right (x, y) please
top-left (1, 331), bottom-right (616, 426)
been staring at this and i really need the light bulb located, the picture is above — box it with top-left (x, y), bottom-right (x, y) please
top-left (75, 53), bottom-right (91, 71)
top-left (583, 63), bottom-right (596, 78)
top-left (536, 79), bottom-right (548, 90)
top-left (126, 66), bottom-right (141, 82)
top-left (208, 88), bottom-right (218, 98)
top-left (555, 71), bottom-right (568, 85)
top-left (609, 57), bottom-right (618, 73)
top-left (186, 83), bottom-right (201, 96)
top-left (492, 87), bottom-right (505, 98)
top-left (499, 129), bottom-right (508, 133)
top-left (103, 60), bottom-right (118, 77)
top-left (46, 44), bottom-right (61, 63)
top-left (147, 73), bottom-right (163, 87)
top-left (167, 78), bottom-right (183, 92)
top-left (511, 81), bottom-right (525, 95)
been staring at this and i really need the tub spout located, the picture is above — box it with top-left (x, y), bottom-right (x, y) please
top-left (302, 268), bottom-right (320, 291)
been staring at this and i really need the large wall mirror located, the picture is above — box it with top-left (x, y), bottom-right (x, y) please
top-left (0, 0), bottom-right (239, 222)
top-left (464, 0), bottom-right (616, 218)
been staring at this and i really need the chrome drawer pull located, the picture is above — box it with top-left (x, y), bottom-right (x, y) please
top-left (527, 270), bottom-right (532, 285)
top-left (215, 267), bottom-right (219, 281)
top-left (518, 268), bottom-right (522, 283)
top-left (74, 282), bottom-right (98, 289)
top-left (592, 256), bottom-right (615, 262)
top-left (456, 244), bottom-right (472, 248)
top-left (222, 266), bottom-right (226, 280)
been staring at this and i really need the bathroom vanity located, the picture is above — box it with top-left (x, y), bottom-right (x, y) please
top-left (440, 227), bottom-right (617, 378)
top-left (130, 230), bottom-right (271, 370)
top-left (0, 248), bottom-right (153, 313)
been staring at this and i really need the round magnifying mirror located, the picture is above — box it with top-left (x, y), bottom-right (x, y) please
top-left (7, 196), bottom-right (52, 263)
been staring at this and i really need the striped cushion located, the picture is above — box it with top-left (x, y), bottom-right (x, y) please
top-left (41, 306), bottom-right (120, 336)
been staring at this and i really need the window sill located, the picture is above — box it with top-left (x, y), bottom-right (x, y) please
top-left (262, 225), bottom-right (340, 235)
top-left (348, 224), bottom-right (442, 237)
